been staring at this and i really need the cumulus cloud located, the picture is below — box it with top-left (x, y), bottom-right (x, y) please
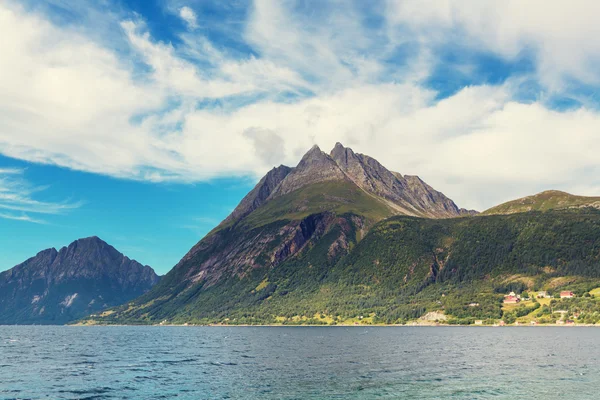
top-left (179, 6), bottom-right (198, 30)
top-left (2, 0), bottom-right (600, 210)
top-left (385, 0), bottom-right (600, 90)
top-left (243, 128), bottom-right (286, 166)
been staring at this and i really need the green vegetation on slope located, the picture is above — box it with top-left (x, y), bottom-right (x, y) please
top-left (240, 181), bottom-right (396, 229)
top-left (82, 209), bottom-right (600, 326)
top-left (483, 190), bottom-right (600, 215)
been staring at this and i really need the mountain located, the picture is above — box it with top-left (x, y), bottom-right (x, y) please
top-left (219, 143), bottom-right (475, 229)
top-left (0, 237), bottom-right (160, 324)
top-left (483, 190), bottom-right (600, 215)
top-left (79, 143), bottom-right (600, 326)
top-left (85, 206), bottom-right (600, 326)
top-left (81, 143), bottom-right (481, 325)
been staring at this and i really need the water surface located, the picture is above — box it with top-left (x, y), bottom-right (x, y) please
top-left (1, 326), bottom-right (599, 399)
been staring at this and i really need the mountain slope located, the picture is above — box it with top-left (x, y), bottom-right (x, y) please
top-left (219, 165), bottom-right (292, 228)
top-left (87, 208), bottom-right (600, 325)
top-left (330, 143), bottom-right (472, 218)
top-left (483, 190), bottom-right (600, 215)
top-left (80, 143), bottom-right (477, 325)
top-left (0, 237), bottom-right (160, 324)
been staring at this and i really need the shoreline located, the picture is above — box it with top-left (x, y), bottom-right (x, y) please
top-left (64, 322), bottom-right (600, 328)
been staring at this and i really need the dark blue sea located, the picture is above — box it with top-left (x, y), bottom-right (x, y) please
top-left (1, 326), bottom-right (599, 399)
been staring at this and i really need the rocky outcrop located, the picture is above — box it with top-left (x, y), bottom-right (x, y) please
top-left (224, 143), bottom-right (474, 226)
top-left (269, 145), bottom-right (350, 198)
top-left (172, 212), bottom-right (361, 288)
top-left (0, 237), bottom-right (159, 324)
top-left (330, 142), bottom-right (476, 218)
top-left (330, 143), bottom-right (412, 208)
top-left (402, 175), bottom-right (476, 218)
top-left (220, 165), bottom-right (292, 227)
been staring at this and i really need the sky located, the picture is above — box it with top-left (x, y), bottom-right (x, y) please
top-left (2, 0), bottom-right (600, 273)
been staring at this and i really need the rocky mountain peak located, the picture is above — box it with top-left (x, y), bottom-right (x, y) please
top-left (84, 142), bottom-right (483, 325)
top-left (75, 235), bottom-right (103, 244)
top-left (329, 142), bottom-right (357, 167)
top-left (36, 247), bottom-right (59, 258)
top-left (222, 142), bottom-right (476, 228)
top-left (268, 144), bottom-right (349, 198)
top-left (0, 238), bottom-right (160, 324)
top-left (330, 141), bottom-right (351, 154)
top-left (59, 235), bottom-right (121, 264)
top-left (298, 144), bottom-right (328, 164)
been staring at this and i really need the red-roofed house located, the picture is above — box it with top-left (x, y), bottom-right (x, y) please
top-left (560, 291), bottom-right (575, 298)
top-left (503, 295), bottom-right (520, 304)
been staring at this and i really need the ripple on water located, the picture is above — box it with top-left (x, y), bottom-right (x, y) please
top-left (2, 326), bottom-right (600, 399)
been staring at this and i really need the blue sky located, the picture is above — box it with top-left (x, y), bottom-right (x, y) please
top-left (2, 0), bottom-right (600, 273)
top-left (0, 154), bottom-right (252, 273)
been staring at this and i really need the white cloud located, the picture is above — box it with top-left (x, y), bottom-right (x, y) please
top-left (385, 0), bottom-right (600, 90)
top-left (165, 82), bottom-right (600, 210)
top-left (246, 0), bottom-right (390, 88)
top-left (0, 168), bottom-right (80, 223)
top-left (179, 6), bottom-right (198, 30)
top-left (121, 20), bottom-right (253, 98)
top-left (0, 2), bottom-right (317, 180)
top-left (2, 0), bottom-right (600, 212)
top-left (0, 212), bottom-right (46, 224)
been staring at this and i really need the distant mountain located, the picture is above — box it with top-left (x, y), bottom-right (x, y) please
top-left (483, 190), bottom-right (600, 215)
top-left (0, 237), bottom-right (160, 324)
top-left (84, 143), bottom-right (480, 325)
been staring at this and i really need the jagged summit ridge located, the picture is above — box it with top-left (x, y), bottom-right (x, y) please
top-left (226, 142), bottom-right (475, 223)
top-left (329, 143), bottom-right (421, 215)
top-left (330, 142), bottom-right (477, 217)
top-left (268, 145), bottom-right (350, 198)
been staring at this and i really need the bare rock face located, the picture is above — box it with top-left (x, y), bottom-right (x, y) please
top-left (269, 145), bottom-right (350, 198)
top-left (330, 142), bottom-right (475, 218)
top-left (220, 165), bottom-right (292, 227)
top-left (0, 237), bottom-right (160, 324)
top-left (402, 175), bottom-right (464, 218)
top-left (330, 143), bottom-right (420, 214)
top-left (224, 143), bottom-right (475, 228)
top-left (172, 211), bottom-right (361, 289)
top-left (330, 142), bottom-right (406, 196)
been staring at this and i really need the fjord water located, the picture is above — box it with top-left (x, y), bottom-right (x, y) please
top-left (1, 326), bottom-right (599, 399)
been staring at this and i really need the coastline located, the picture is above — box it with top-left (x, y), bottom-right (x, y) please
top-left (66, 322), bottom-right (600, 328)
